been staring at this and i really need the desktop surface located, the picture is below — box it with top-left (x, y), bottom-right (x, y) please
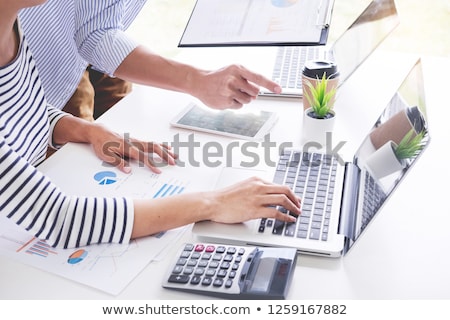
top-left (1, 52), bottom-right (449, 300)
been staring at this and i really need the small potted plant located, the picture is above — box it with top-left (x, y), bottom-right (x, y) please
top-left (302, 74), bottom-right (337, 146)
top-left (370, 105), bottom-right (425, 150)
top-left (394, 128), bottom-right (426, 161)
top-left (366, 128), bottom-right (426, 180)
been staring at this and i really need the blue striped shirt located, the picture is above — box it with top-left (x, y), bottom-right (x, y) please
top-left (19, 0), bottom-right (147, 109)
top-left (0, 24), bottom-right (134, 249)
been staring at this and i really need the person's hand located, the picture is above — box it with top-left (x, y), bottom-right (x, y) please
top-left (209, 176), bottom-right (301, 224)
top-left (194, 64), bottom-right (282, 109)
top-left (88, 124), bottom-right (177, 174)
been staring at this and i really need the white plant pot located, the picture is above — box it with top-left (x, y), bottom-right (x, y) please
top-left (302, 108), bottom-right (336, 147)
top-left (365, 140), bottom-right (404, 180)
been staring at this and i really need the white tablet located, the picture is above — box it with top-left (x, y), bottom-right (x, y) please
top-left (170, 102), bottom-right (278, 141)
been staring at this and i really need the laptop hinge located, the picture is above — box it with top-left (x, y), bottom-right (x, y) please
top-left (338, 162), bottom-right (360, 244)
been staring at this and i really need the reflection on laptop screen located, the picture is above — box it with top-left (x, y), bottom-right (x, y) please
top-left (344, 59), bottom-right (430, 253)
top-left (333, 0), bottom-right (400, 83)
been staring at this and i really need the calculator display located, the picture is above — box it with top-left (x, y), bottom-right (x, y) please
top-left (249, 258), bottom-right (276, 292)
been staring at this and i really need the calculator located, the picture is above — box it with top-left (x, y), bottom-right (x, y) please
top-left (162, 243), bottom-right (298, 299)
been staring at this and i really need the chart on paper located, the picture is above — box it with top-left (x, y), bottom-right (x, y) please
top-left (179, 0), bottom-right (333, 46)
top-left (86, 166), bottom-right (191, 200)
top-left (0, 216), bottom-right (187, 295)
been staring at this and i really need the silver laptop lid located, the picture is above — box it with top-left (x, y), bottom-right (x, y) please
top-left (332, 0), bottom-right (400, 84)
top-left (342, 59), bottom-right (429, 254)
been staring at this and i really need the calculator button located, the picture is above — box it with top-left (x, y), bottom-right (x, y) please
top-left (201, 277), bottom-right (212, 286)
top-left (187, 260), bottom-right (197, 267)
top-left (227, 247), bottom-right (237, 254)
top-left (172, 266), bottom-right (183, 274)
top-left (201, 253), bottom-right (212, 260)
top-left (194, 268), bottom-right (205, 275)
top-left (191, 252), bottom-right (201, 259)
top-left (168, 274), bottom-right (190, 284)
top-left (190, 276), bottom-right (201, 285)
top-left (217, 269), bottom-right (227, 278)
top-left (216, 246), bottom-right (226, 253)
top-left (205, 245), bottom-right (215, 252)
top-left (180, 251), bottom-right (191, 258)
top-left (223, 254), bottom-right (233, 262)
top-left (198, 260), bottom-right (208, 267)
top-left (205, 269), bottom-right (216, 277)
top-left (213, 279), bottom-right (223, 287)
top-left (183, 267), bottom-right (194, 275)
top-left (195, 244), bottom-right (205, 252)
top-left (212, 254), bottom-right (222, 260)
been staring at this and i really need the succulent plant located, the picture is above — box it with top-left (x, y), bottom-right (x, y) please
top-left (304, 73), bottom-right (337, 119)
top-left (394, 128), bottom-right (426, 160)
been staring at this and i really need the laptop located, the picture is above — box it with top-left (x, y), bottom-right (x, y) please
top-left (192, 59), bottom-right (430, 257)
top-left (258, 0), bottom-right (400, 97)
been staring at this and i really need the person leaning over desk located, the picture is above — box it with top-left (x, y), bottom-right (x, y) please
top-left (0, 1), bottom-right (299, 249)
top-left (19, 0), bottom-right (282, 123)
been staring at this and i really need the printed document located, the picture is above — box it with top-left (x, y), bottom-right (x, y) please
top-left (179, 0), bottom-right (333, 46)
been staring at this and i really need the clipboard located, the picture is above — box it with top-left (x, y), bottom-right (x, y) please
top-left (178, 0), bottom-right (334, 47)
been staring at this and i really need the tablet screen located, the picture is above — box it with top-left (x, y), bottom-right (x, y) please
top-left (172, 103), bottom-right (277, 139)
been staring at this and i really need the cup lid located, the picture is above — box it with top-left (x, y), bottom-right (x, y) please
top-left (302, 60), bottom-right (339, 79)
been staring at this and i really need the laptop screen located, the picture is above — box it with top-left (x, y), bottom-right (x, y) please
top-left (343, 59), bottom-right (430, 253)
top-left (332, 0), bottom-right (400, 84)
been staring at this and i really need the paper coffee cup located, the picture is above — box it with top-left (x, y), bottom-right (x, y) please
top-left (369, 106), bottom-right (425, 150)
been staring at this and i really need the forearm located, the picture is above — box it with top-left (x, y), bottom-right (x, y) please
top-left (131, 176), bottom-right (301, 239)
top-left (131, 192), bottom-right (214, 239)
top-left (51, 113), bottom-right (100, 146)
top-left (114, 45), bottom-right (281, 110)
top-left (114, 45), bottom-right (204, 97)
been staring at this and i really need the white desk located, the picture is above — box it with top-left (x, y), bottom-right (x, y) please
top-left (1, 51), bottom-right (450, 300)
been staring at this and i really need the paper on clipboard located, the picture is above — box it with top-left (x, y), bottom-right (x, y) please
top-left (179, 0), bottom-right (334, 47)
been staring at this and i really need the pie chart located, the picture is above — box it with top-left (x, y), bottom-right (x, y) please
top-left (67, 249), bottom-right (88, 264)
top-left (94, 171), bottom-right (117, 185)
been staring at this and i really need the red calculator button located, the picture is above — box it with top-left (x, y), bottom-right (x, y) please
top-left (195, 244), bottom-right (205, 252)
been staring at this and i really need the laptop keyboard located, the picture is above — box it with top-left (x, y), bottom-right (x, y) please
top-left (259, 150), bottom-right (338, 241)
top-left (361, 171), bottom-right (386, 231)
top-left (272, 46), bottom-right (321, 90)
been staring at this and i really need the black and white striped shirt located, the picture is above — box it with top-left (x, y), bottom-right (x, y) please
top-left (19, 0), bottom-right (146, 109)
top-left (0, 24), bottom-right (134, 249)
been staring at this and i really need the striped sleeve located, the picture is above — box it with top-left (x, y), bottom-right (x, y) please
top-left (0, 139), bottom-right (134, 248)
top-left (19, 1), bottom-right (147, 108)
top-left (74, 0), bottom-right (140, 75)
top-left (46, 105), bottom-right (68, 150)
top-left (1, 19), bottom-right (135, 249)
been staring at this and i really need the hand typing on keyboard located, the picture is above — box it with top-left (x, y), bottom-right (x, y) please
top-left (258, 150), bottom-right (337, 242)
top-left (208, 176), bottom-right (301, 224)
top-left (132, 176), bottom-right (300, 240)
